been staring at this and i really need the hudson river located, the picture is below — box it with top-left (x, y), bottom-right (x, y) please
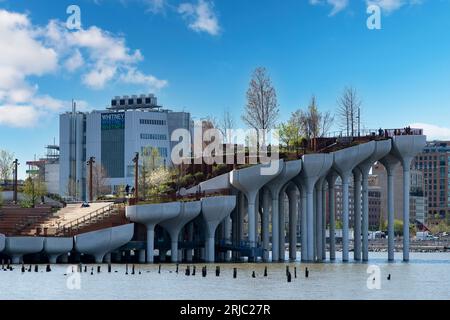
top-left (1, 252), bottom-right (449, 300)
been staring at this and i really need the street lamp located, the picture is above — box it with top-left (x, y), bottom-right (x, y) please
top-left (86, 157), bottom-right (95, 202)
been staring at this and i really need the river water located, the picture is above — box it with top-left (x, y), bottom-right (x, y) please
top-left (0, 252), bottom-right (449, 300)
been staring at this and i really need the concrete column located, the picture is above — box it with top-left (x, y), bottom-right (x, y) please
top-left (287, 186), bottom-right (298, 261)
top-left (279, 191), bottom-right (286, 261)
top-left (271, 196), bottom-right (280, 262)
top-left (387, 168), bottom-right (395, 261)
top-left (342, 175), bottom-right (350, 262)
top-left (262, 188), bottom-right (270, 262)
top-left (315, 181), bottom-right (323, 262)
top-left (321, 181), bottom-right (327, 260)
top-left (300, 188), bottom-right (307, 262)
top-left (353, 170), bottom-right (362, 261)
top-left (186, 222), bottom-right (194, 262)
top-left (146, 226), bottom-right (155, 263)
top-left (248, 194), bottom-right (257, 250)
top-left (403, 161), bottom-right (411, 262)
top-left (327, 175), bottom-right (337, 260)
top-left (239, 192), bottom-right (245, 243)
top-left (139, 249), bottom-right (146, 263)
top-left (224, 215), bottom-right (232, 262)
top-left (307, 186), bottom-right (315, 262)
top-left (361, 172), bottom-right (369, 261)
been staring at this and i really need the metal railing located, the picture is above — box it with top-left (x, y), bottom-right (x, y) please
top-left (57, 203), bottom-right (116, 234)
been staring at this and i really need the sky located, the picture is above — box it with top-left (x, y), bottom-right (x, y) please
top-left (1, 0), bottom-right (450, 178)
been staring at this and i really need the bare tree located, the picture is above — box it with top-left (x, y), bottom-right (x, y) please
top-left (337, 87), bottom-right (361, 137)
top-left (242, 67), bottom-right (279, 145)
top-left (291, 95), bottom-right (334, 139)
top-left (92, 163), bottom-right (109, 199)
top-left (219, 109), bottom-right (235, 143)
top-left (0, 150), bottom-right (14, 184)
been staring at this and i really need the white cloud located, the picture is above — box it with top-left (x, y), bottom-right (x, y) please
top-left (0, 9), bottom-right (167, 128)
top-left (119, 67), bottom-right (168, 90)
top-left (178, 0), bottom-right (220, 35)
top-left (309, 0), bottom-right (349, 16)
top-left (410, 123), bottom-right (450, 141)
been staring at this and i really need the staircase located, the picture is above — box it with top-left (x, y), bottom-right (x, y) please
top-left (56, 204), bottom-right (128, 236)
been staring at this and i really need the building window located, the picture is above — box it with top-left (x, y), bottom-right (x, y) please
top-left (139, 119), bottom-right (167, 126)
top-left (140, 133), bottom-right (167, 140)
top-left (137, 98), bottom-right (142, 104)
top-left (128, 99), bottom-right (134, 105)
top-left (120, 99), bottom-right (125, 106)
top-left (111, 100), bottom-right (117, 106)
top-left (145, 98), bottom-right (151, 104)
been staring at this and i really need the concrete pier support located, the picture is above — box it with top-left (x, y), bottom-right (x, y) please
top-left (380, 155), bottom-right (400, 261)
top-left (287, 184), bottom-right (298, 261)
top-left (44, 237), bottom-right (73, 264)
top-left (160, 201), bottom-right (201, 263)
top-left (342, 175), bottom-right (350, 262)
top-left (279, 189), bottom-right (286, 261)
top-left (5, 237), bottom-right (45, 264)
top-left (353, 169), bottom-right (362, 261)
top-left (358, 140), bottom-right (392, 261)
top-left (333, 141), bottom-right (375, 262)
top-left (321, 180), bottom-right (327, 260)
top-left (262, 188), bottom-right (271, 262)
top-left (230, 161), bottom-right (282, 260)
top-left (300, 188), bottom-right (307, 261)
top-left (391, 135), bottom-right (426, 261)
top-left (139, 249), bottom-right (146, 263)
top-left (126, 202), bottom-right (181, 263)
top-left (315, 178), bottom-right (324, 262)
top-left (297, 154), bottom-right (333, 261)
top-left (201, 196), bottom-right (237, 262)
top-left (265, 160), bottom-right (301, 262)
top-left (327, 173), bottom-right (337, 260)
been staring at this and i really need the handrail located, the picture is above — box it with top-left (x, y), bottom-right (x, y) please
top-left (57, 203), bottom-right (115, 233)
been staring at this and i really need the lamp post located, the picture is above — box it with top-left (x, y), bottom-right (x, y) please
top-left (87, 157), bottom-right (95, 202)
top-left (132, 152), bottom-right (139, 204)
top-left (12, 159), bottom-right (19, 205)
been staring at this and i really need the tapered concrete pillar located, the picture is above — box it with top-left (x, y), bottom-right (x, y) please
top-left (321, 180), bottom-right (327, 260)
top-left (296, 154), bottom-right (333, 261)
top-left (388, 135), bottom-right (426, 261)
top-left (160, 201), bottom-right (201, 263)
top-left (202, 196), bottom-right (237, 262)
top-left (391, 134), bottom-right (426, 261)
top-left (44, 237), bottom-right (73, 264)
top-left (380, 155), bottom-right (400, 261)
top-left (262, 188), bottom-right (271, 262)
top-left (230, 161), bottom-right (282, 260)
top-left (139, 249), bottom-right (146, 263)
top-left (342, 175), bottom-right (350, 262)
top-left (126, 202), bottom-right (181, 263)
top-left (353, 169), bottom-right (362, 261)
top-left (224, 214), bottom-right (232, 262)
top-left (279, 189), bottom-right (286, 261)
top-left (186, 222), bottom-right (194, 262)
top-left (327, 173), bottom-right (338, 260)
top-left (287, 184), bottom-right (298, 261)
top-left (358, 139), bottom-right (392, 261)
top-left (300, 188), bottom-right (307, 261)
top-left (315, 178), bottom-right (325, 262)
top-left (265, 160), bottom-right (301, 262)
top-left (333, 141), bottom-right (375, 262)
top-left (5, 237), bottom-right (45, 264)
top-left (0, 234), bottom-right (5, 254)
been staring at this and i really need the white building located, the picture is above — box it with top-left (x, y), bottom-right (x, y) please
top-left (59, 94), bottom-right (192, 199)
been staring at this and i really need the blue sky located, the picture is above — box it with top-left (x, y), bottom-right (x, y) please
top-left (1, 0), bottom-right (450, 178)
